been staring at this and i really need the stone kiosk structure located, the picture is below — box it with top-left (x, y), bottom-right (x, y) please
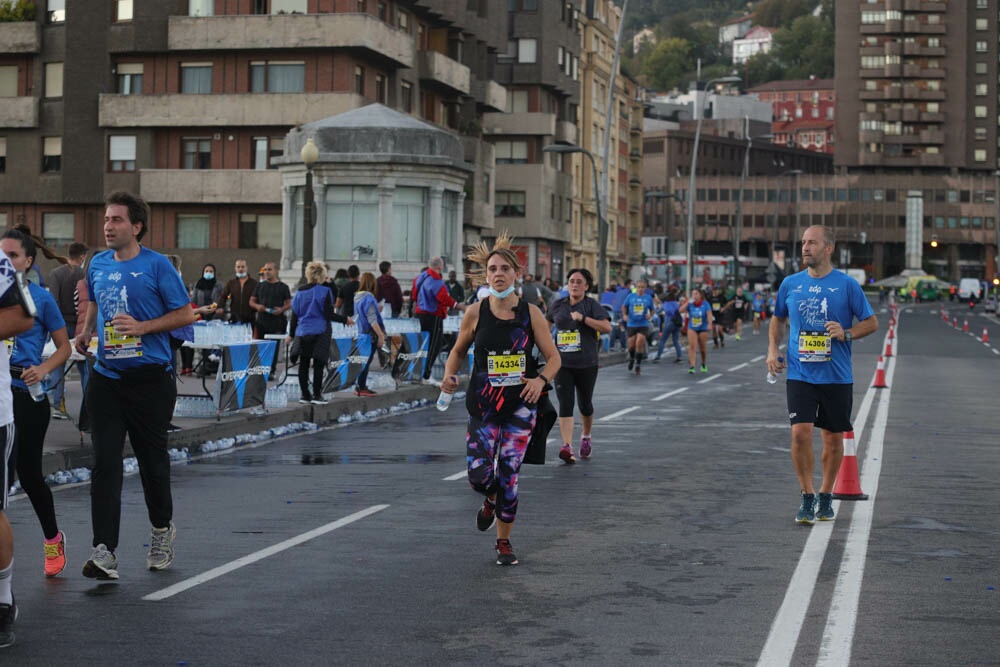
top-left (277, 104), bottom-right (473, 285)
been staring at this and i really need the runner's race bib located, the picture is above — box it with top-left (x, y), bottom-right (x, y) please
top-left (103, 323), bottom-right (143, 359)
top-left (691, 315), bottom-right (703, 328)
top-left (712, 302), bottom-right (721, 311)
top-left (556, 330), bottom-right (581, 353)
top-left (631, 302), bottom-right (645, 315)
top-left (798, 330), bottom-right (831, 362)
top-left (486, 351), bottom-right (526, 387)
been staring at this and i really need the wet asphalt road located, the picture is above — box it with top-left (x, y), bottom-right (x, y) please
top-left (3, 302), bottom-right (998, 666)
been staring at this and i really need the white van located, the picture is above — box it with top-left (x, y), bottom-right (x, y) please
top-left (958, 278), bottom-right (982, 301)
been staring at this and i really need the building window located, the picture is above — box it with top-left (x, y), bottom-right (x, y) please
top-left (975, 83), bottom-right (988, 96)
top-left (400, 81), bottom-right (413, 112)
top-left (0, 66), bottom-right (16, 97)
top-left (182, 138), bottom-right (211, 169)
top-left (518, 39), bottom-right (537, 64)
top-left (495, 191), bottom-right (526, 217)
top-left (977, 0), bottom-right (988, 7)
top-left (976, 62), bottom-right (988, 75)
top-left (392, 187), bottom-right (426, 262)
top-left (43, 137), bottom-right (61, 173)
top-left (975, 105), bottom-right (988, 118)
top-left (354, 66), bottom-right (365, 95)
top-left (271, 0), bottom-right (307, 13)
top-left (507, 90), bottom-right (528, 113)
top-left (975, 127), bottom-right (987, 141)
top-left (109, 136), bottom-right (136, 172)
top-left (189, 0), bottom-right (213, 16)
top-left (42, 213), bottom-right (75, 245)
top-left (253, 137), bottom-right (282, 170)
top-left (974, 149), bottom-right (987, 162)
top-left (177, 215), bottom-right (210, 249)
top-left (976, 41), bottom-right (988, 53)
top-left (375, 74), bottom-right (386, 103)
top-left (250, 61), bottom-right (305, 93)
top-left (495, 141), bottom-right (528, 164)
top-left (377, 1), bottom-right (387, 21)
top-left (116, 0), bottom-right (133, 21)
top-left (47, 0), bottom-right (65, 23)
top-left (0, 137), bottom-right (5, 173)
top-left (116, 63), bottom-right (143, 94)
top-left (976, 18), bottom-right (988, 30)
top-left (44, 63), bottom-right (63, 99)
top-left (357, 0), bottom-right (367, 11)
top-left (239, 214), bottom-right (282, 249)
top-left (324, 185), bottom-right (379, 261)
top-left (180, 63), bottom-right (213, 94)
top-left (397, 10), bottom-right (409, 31)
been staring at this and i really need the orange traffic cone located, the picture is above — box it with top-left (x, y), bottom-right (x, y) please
top-left (872, 355), bottom-right (888, 388)
top-left (888, 326), bottom-right (895, 341)
top-left (833, 431), bottom-right (869, 501)
top-left (884, 339), bottom-right (893, 357)
top-left (983, 328), bottom-right (990, 344)
top-left (952, 317), bottom-right (958, 328)
top-left (963, 320), bottom-right (969, 333)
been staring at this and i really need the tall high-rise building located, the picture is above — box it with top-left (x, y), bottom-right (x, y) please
top-left (484, 1), bottom-right (580, 283)
top-left (835, 2), bottom-right (998, 280)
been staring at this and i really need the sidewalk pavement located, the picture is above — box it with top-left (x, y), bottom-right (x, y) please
top-left (39, 350), bottom-right (629, 477)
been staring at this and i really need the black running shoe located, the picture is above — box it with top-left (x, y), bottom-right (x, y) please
top-left (476, 499), bottom-right (496, 532)
top-left (627, 357), bottom-right (634, 371)
top-left (496, 539), bottom-right (518, 566)
top-left (0, 599), bottom-right (17, 648)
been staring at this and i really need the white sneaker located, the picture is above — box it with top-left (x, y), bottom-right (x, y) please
top-left (82, 544), bottom-right (119, 580)
top-left (147, 521), bottom-right (176, 571)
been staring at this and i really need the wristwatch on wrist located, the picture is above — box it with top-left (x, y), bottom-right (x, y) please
top-left (844, 330), bottom-right (853, 342)
top-left (538, 373), bottom-right (550, 384)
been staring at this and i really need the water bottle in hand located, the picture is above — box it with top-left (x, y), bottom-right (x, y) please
top-left (28, 379), bottom-right (47, 402)
top-left (766, 356), bottom-right (784, 384)
top-left (436, 375), bottom-right (458, 411)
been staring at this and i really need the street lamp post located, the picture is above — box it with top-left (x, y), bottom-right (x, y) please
top-left (299, 138), bottom-right (319, 286)
top-left (543, 144), bottom-right (605, 286)
top-left (773, 168), bottom-right (803, 274)
top-left (685, 76), bottom-right (741, 295)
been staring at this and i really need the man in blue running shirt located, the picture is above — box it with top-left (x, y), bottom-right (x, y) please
top-left (767, 226), bottom-right (878, 526)
top-left (74, 192), bottom-right (195, 579)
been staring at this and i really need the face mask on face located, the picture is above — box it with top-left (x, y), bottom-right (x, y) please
top-left (203, 272), bottom-right (214, 281)
top-left (490, 285), bottom-right (516, 299)
top-left (236, 272), bottom-right (247, 279)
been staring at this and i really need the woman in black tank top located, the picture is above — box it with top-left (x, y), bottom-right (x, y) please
top-left (440, 239), bottom-right (561, 566)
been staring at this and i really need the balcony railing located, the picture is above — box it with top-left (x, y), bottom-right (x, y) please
top-left (0, 22), bottom-right (40, 53)
top-left (0, 97), bottom-right (38, 128)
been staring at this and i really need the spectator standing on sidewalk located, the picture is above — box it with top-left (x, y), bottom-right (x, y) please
top-left (74, 191), bottom-right (196, 580)
top-left (352, 272), bottom-right (386, 397)
top-left (0, 243), bottom-right (36, 647)
top-left (219, 259), bottom-right (257, 325)
top-left (336, 265), bottom-right (360, 318)
top-left (290, 262), bottom-right (353, 405)
top-left (445, 270), bottom-right (465, 315)
top-left (45, 241), bottom-right (87, 419)
top-left (376, 261), bottom-right (403, 317)
top-left (2, 229), bottom-right (72, 579)
top-left (413, 257), bottom-right (466, 383)
top-left (250, 262), bottom-right (291, 373)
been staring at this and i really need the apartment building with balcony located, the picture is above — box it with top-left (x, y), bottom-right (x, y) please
top-left (748, 78), bottom-right (836, 155)
top-left (835, 0), bottom-right (999, 281)
top-left (565, 0), bottom-right (643, 286)
top-left (0, 0), bottom-right (508, 280)
top-left (483, 0), bottom-right (580, 283)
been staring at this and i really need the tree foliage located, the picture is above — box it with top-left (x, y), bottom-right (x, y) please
top-left (0, 0), bottom-right (35, 21)
top-left (643, 37), bottom-right (694, 91)
top-left (753, 0), bottom-right (811, 29)
top-left (745, 14), bottom-right (834, 86)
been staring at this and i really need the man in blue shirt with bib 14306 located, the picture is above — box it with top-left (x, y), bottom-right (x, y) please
top-left (767, 225), bottom-right (878, 526)
top-left (74, 191), bottom-right (195, 581)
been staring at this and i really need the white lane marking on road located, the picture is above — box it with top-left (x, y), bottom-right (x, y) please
top-left (443, 470), bottom-right (466, 481)
top-left (652, 387), bottom-right (689, 402)
top-left (599, 406), bottom-right (641, 421)
top-left (143, 504), bottom-right (390, 602)
top-left (993, 348), bottom-right (999, 355)
top-left (697, 373), bottom-right (722, 384)
top-left (728, 363), bottom-right (749, 372)
top-left (755, 323), bottom-right (885, 666)
top-left (817, 353), bottom-right (896, 666)
top-left (751, 355), bottom-right (765, 362)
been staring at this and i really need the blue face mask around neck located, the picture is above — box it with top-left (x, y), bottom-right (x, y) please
top-left (489, 285), bottom-right (516, 299)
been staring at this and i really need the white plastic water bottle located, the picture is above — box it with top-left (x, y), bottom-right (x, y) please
top-left (436, 390), bottom-right (453, 411)
top-left (766, 356), bottom-right (784, 384)
top-left (28, 379), bottom-right (47, 402)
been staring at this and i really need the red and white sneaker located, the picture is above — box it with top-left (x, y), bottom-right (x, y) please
top-left (559, 444), bottom-right (576, 464)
